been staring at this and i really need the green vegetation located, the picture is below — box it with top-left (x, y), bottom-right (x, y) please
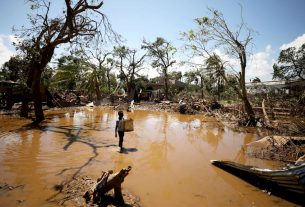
top-left (142, 37), bottom-right (176, 100)
top-left (273, 43), bottom-right (305, 80)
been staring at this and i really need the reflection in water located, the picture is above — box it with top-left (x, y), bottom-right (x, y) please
top-left (0, 108), bottom-right (295, 207)
top-left (142, 140), bottom-right (172, 171)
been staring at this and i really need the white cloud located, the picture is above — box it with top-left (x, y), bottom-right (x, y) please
top-left (172, 58), bottom-right (192, 74)
top-left (172, 45), bottom-right (275, 82)
top-left (140, 63), bottom-right (159, 78)
top-left (0, 34), bottom-right (16, 66)
top-left (212, 45), bottom-right (275, 81)
top-left (213, 49), bottom-right (239, 67)
top-left (280, 33), bottom-right (305, 50)
top-left (247, 44), bottom-right (274, 81)
top-left (141, 58), bottom-right (192, 79)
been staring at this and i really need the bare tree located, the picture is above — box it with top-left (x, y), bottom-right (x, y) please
top-left (113, 46), bottom-right (146, 99)
top-left (14, 0), bottom-right (113, 122)
top-left (182, 7), bottom-right (256, 124)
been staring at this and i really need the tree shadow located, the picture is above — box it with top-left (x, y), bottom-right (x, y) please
top-left (98, 195), bottom-right (134, 207)
top-left (12, 121), bottom-right (121, 205)
top-left (40, 125), bottom-right (104, 205)
top-left (41, 125), bottom-right (110, 179)
top-left (63, 127), bottom-right (81, 150)
top-left (14, 121), bottom-right (47, 131)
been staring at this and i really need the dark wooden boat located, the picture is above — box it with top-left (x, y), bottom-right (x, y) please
top-left (211, 160), bottom-right (305, 196)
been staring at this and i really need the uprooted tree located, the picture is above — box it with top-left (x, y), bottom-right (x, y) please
top-left (181, 7), bottom-right (256, 125)
top-left (14, 0), bottom-right (113, 122)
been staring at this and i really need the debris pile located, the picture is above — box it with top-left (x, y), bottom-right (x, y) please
top-left (52, 92), bottom-right (86, 107)
top-left (246, 135), bottom-right (305, 163)
top-left (132, 97), bottom-right (222, 115)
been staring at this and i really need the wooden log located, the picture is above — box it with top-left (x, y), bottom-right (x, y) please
top-left (84, 166), bottom-right (132, 205)
top-left (262, 99), bottom-right (270, 123)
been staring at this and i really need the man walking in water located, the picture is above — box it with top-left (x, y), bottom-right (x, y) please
top-left (115, 111), bottom-right (125, 152)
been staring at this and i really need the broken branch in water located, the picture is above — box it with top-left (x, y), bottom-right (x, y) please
top-left (0, 183), bottom-right (25, 192)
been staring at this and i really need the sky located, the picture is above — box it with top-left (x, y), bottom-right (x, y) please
top-left (0, 0), bottom-right (305, 81)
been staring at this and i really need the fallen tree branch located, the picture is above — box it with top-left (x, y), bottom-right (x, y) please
top-left (84, 166), bottom-right (132, 205)
top-left (262, 99), bottom-right (275, 129)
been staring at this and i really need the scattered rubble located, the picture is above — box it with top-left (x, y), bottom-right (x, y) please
top-left (246, 135), bottom-right (305, 163)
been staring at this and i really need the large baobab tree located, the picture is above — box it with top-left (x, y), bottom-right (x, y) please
top-left (15, 0), bottom-right (113, 122)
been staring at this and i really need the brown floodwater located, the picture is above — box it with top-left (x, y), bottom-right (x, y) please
top-left (0, 107), bottom-right (299, 207)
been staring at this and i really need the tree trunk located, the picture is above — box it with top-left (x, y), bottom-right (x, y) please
top-left (241, 82), bottom-right (255, 123)
top-left (164, 68), bottom-right (169, 100)
top-left (84, 166), bottom-right (132, 205)
top-left (95, 78), bottom-right (101, 101)
top-left (93, 67), bottom-right (101, 101)
top-left (262, 99), bottom-right (273, 128)
top-left (243, 95), bottom-right (255, 121)
top-left (217, 79), bottom-right (220, 101)
top-left (106, 70), bottom-right (111, 94)
top-left (128, 83), bottom-right (136, 101)
top-left (239, 48), bottom-right (256, 124)
top-left (26, 47), bottom-right (54, 123)
top-left (200, 76), bottom-right (204, 99)
top-left (114, 186), bottom-right (124, 203)
top-left (221, 67), bottom-right (256, 124)
top-left (32, 68), bottom-right (44, 122)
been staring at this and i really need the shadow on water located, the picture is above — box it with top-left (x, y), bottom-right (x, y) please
top-left (13, 119), bottom-right (130, 205)
top-left (119, 147), bottom-right (138, 154)
top-left (43, 125), bottom-right (105, 176)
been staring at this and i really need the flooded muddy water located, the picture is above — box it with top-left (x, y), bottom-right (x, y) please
top-left (0, 108), bottom-right (298, 206)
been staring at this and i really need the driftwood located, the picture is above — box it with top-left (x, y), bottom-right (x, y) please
top-left (262, 99), bottom-right (271, 126)
top-left (246, 136), bottom-right (305, 162)
top-left (0, 183), bottom-right (24, 192)
top-left (84, 166), bottom-right (132, 205)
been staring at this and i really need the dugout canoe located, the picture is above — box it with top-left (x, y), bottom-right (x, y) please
top-left (211, 160), bottom-right (305, 196)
